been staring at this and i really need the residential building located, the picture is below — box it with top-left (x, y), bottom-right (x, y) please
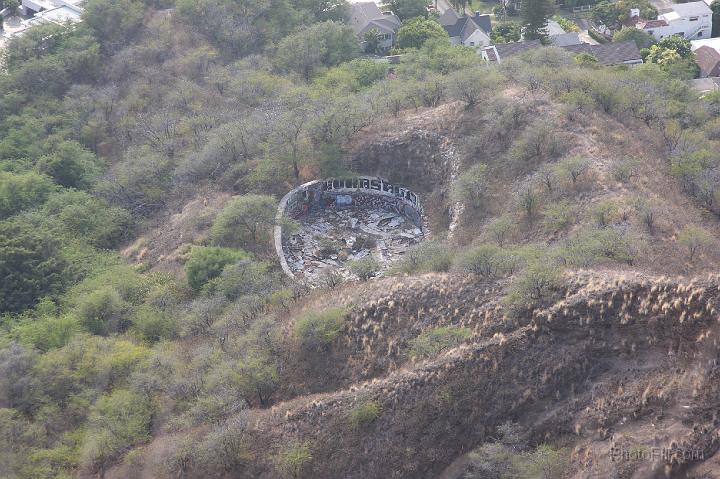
top-left (438, 8), bottom-right (492, 48)
top-left (482, 40), bottom-right (643, 65)
top-left (637, 1), bottom-right (712, 40)
top-left (349, 2), bottom-right (401, 52)
top-left (694, 45), bottom-right (720, 77)
top-left (3, 0), bottom-right (84, 39)
top-left (545, 20), bottom-right (583, 46)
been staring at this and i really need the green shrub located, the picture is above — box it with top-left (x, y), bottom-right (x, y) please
top-left (389, 240), bottom-right (453, 275)
top-left (13, 314), bottom-right (80, 352)
top-left (454, 244), bottom-right (511, 279)
top-left (294, 307), bottom-right (348, 350)
top-left (194, 419), bottom-right (252, 474)
top-left (591, 199), bottom-right (618, 227)
top-left (36, 141), bottom-right (102, 190)
top-left (516, 186), bottom-right (540, 221)
top-left (206, 260), bottom-right (278, 300)
top-left (483, 215), bottom-right (515, 246)
top-left (348, 256), bottom-right (380, 281)
top-left (76, 287), bottom-right (128, 336)
top-left (554, 156), bottom-right (590, 188)
top-left (611, 156), bottom-right (641, 182)
top-left (210, 194), bottom-right (276, 252)
top-left (81, 389), bottom-right (153, 475)
top-left (42, 190), bottom-right (134, 249)
top-left (185, 246), bottom-right (250, 291)
top-left (506, 262), bottom-right (563, 306)
top-left (450, 163), bottom-right (488, 209)
top-left (678, 225), bottom-right (712, 262)
top-left (0, 217), bottom-right (68, 313)
top-left (0, 171), bottom-right (55, 220)
top-left (542, 200), bottom-right (575, 232)
top-left (561, 226), bottom-right (638, 267)
top-left (276, 441), bottom-right (313, 479)
top-left (349, 400), bottom-right (381, 430)
top-left (513, 444), bottom-right (569, 479)
top-left (633, 198), bottom-right (657, 233)
top-left (130, 305), bottom-right (178, 343)
top-left (407, 326), bottom-right (472, 358)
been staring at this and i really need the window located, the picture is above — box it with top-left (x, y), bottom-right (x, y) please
top-left (470, 41), bottom-right (475, 46)
top-left (689, 16), bottom-right (698, 21)
top-left (698, 31), bottom-right (703, 37)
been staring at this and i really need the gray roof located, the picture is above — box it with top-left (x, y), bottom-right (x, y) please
top-left (438, 7), bottom-right (461, 26)
top-left (667, 1), bottom-right (712, 17)
top-left (440, 8), bottom-right (491, 38)
top-left (491, 40), bottom-right (543, 59)
top-left (444, 16), bottom-right (481, 41)
top-left (546, 20), bottom-right (566, 36)
top-left (471, 12), bottom-right (492, 33)
top-left (551, 32), bottom-right (582, 47)
top-left (563, 41), bottom-right (642, 65)
top-left (485, 40), bottom-right (642, 65)
top-left (349, 2), bottom-right (401, 36)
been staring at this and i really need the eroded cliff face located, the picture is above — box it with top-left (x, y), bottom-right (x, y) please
top-left (115, 273), bottom-right (720, 479)
top-left (345, 103), bottom-right (463, 234)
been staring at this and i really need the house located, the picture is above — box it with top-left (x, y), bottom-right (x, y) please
top-left (637, 1), bottom-right (712, 40)
top-left (4, 0), bottom-right (83, 39)
top-left (562, 41), bottom-right (643, 65)
top-left (481, 40), bottom-right (542, 62)
top-left (551, 32), bottom-right (583, 47)
top-left (694, 46), bottom-right (720, 77)
top-left (482, 40), bottom-right (643, 65)
top-left (439, 8), bottom-right (492, 48)
top-left (545, 19), bottom-right (583, 47)
top-left (349, 2), bottom-right (401, 52)
top-left (21, 0), bottom-right (83, 16)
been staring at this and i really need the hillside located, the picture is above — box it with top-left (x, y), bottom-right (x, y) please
top-left (2, 2), bottom-right (720, 479)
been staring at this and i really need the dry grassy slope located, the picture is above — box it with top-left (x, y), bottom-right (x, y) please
top-left (256, 273), bottom-right (720, 479)
top-left (114, 272), bottom-right (720, 479)
top-left (111, 94), bottom-right (720, 478)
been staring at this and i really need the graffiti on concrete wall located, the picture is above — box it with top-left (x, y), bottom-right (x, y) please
top-left (322, 177), bottom-right (422, 215)
top-left (274, 177), bottom-right (424, 281)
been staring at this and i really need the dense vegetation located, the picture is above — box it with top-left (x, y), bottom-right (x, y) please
top-left (1, 0), bottom-right (719, 477)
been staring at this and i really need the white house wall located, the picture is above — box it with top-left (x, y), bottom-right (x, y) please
top-left (463, 29), bottom-right (491, 47)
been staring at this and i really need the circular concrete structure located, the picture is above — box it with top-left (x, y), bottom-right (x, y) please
top-left (275, 177), bottom-right (424, 283)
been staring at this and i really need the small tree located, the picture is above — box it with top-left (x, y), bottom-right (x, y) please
top-left (450, 163), bottom-right (488, 209)
top-left (613, 27), bottom-right (656, 49)
top-left (385, 0), bottom-right (428, 20)
top-left (348, 256), bottom-right (380, 281)
top-left (185, 246), bottom-right (249, 291)
top-left (294, 307), bottom-right (348, 351)
top-left (276, 442), bottom-right (312, 479)
top-left (484, 215), bottom-right (515, 247)
top-left (677, 226), bottom-right (712, 262)
top-left (348, 401), bottom-right (382, 430)
top-left (537, 165), bottom-right (556, 193)
top-left (363, 29), bottom-right (382, 54)
top-left (517, 186), bottom-right (540, 221)
top-left (454, 244), bottom-right (508, 278)
top-left (521, 0), bottom-right (554, 42)
top-left (554, 156), bottom-right (590, 188)
top-left (507, 262), bottom-right (562, 305)
top-left (211, 194), bottom-right (277, 252)
top-left (396, 17), bottom-right (449, 49)
top-left (591, 200), bottom-right (617, 227)
top-left (407, 326), bottom-right (472, 357)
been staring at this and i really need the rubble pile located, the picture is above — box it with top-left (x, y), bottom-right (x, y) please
top-left (284, 205), bottom-right (424, 284)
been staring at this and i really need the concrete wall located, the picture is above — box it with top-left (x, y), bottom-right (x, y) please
top-left (274, 177), bottom-right (423, 280)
